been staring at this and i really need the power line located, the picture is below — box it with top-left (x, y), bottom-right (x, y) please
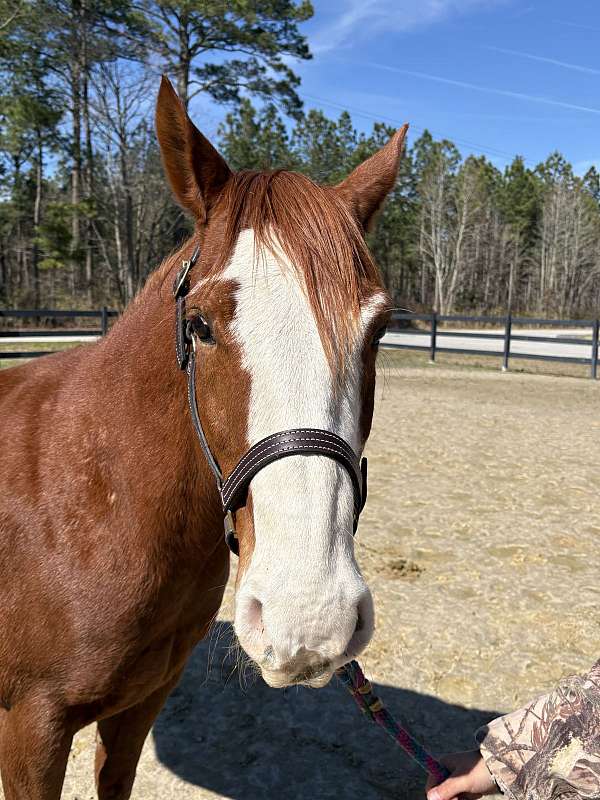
top-left (299, 91), bottom-right (538, 168)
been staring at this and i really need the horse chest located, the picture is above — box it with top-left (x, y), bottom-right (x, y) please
top-left (0, 530), bottom-right (229, 721)
top-left (35, 562), bottom-right (227, 728)
top-left (82, 549), bottom-right (230, 698)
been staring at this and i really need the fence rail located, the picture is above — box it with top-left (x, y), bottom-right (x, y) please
top-left (0, 307), bottom-right (118, 359)
top-left (386, 312), bottom-right (600, 380)
top-left (0, 308), bottom-right (119, 321)
top-left (1, 308), bottom-right (599, 380)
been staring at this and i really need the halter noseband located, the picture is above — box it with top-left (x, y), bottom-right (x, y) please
top-left (173, 247), bottom-right (368, 555)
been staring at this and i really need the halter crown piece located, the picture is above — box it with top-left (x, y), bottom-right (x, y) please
top-left (173, 246), bottom-right (368, 555)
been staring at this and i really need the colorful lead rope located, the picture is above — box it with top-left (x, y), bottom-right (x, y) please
top-left (337, 660), bottom-right (451, 784)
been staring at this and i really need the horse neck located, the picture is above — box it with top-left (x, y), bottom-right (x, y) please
top-left (91, 246), bottom-right (222, 553)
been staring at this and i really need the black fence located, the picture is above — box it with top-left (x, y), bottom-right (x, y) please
top-left (2, 308), bottom-right (599, 380)
top-left (386, 312), bottom-right (600, 380)
top-left (0, 308), bottom-right (118, 360)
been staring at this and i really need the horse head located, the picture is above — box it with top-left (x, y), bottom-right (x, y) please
top-left (156, 77), bottom-right (408, 689)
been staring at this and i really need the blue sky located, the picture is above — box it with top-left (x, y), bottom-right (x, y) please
top-left (280, 0), bottom-right (599, 174)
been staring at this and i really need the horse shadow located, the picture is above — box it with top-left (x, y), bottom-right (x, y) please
top-left (153, 621), bottom-right (499, 800)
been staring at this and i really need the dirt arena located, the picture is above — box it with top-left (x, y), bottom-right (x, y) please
top-left (4, 358), bottom-right (599, 799)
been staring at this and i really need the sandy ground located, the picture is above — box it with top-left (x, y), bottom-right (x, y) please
top-left (4, 360), bottom-right (599, 799)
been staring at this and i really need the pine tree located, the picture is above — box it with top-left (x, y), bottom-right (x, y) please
top-left (218, 99), bottom-right (296, 171)
top-left (129, 0), bottom-right (313, 112)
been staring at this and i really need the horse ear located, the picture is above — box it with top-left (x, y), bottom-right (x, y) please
top-left (335, 124), bottom-right (409, 232)
top-left (155, 76), bottom-right (232, 222)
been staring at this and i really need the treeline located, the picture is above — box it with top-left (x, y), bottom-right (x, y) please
top-left (0, 0), bottom-right (312, 308)
top-left (1, 1), bottom-right (600, 318)
top-left (219, 104), bottom-right (600, 318)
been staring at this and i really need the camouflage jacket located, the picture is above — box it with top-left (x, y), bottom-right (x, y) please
top-left (476, 660), bottom-right (600, 800)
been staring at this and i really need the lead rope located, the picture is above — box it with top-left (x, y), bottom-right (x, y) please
top-left (337, 660), bottom-right (450, 783)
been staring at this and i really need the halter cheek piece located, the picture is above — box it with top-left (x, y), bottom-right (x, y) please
top-left (173, 247), bottom-right (368, 556)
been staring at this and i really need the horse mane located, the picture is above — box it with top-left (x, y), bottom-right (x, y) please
top-left (212, 170), bottom-right (383, 369)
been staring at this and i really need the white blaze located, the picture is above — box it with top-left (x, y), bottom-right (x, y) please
top-left (222, 229), bottom-right (383, 684)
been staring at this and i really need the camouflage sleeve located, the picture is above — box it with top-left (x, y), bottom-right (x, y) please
top-left (475, 660), bottom-right (600, 800)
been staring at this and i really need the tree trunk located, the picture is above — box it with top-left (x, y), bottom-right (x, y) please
top-left (32, 132), bottom-right (43, 309)
top-left (0, 243), bottom-right (7, 304)
top-left (176, 14), bottom-right (192, 109)
top-left (70, 52), bottom-right (82, 299)
top-left (82, 18), bottom-right (94, 306)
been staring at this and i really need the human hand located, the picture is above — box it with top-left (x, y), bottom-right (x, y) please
top-left (426, 750), bottom-right (499, 800)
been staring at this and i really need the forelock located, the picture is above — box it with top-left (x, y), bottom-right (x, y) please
top-left (209, 170), bottom-right (384, 370)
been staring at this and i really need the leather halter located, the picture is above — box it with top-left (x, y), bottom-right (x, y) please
top-left (173, 247), bottom-right (368, 555)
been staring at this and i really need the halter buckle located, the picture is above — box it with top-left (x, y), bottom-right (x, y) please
top-left (173, 245), bottom-right (201, 299)
top-left (224, 511), bottom-right (239, 556)
top-left (173, 259), bottom-right (192, 299)
top-left (223, 511), bottom-right (240, 556)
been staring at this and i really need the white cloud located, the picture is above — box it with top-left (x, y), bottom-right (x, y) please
top-left (362, 60), bottom-right (600, 115)
top-left (485, 45), bottom-right (600, 76)
top-left (553, 19), bottom-right (600, 34)
top-left (311, 0), bottom-right (509, 54)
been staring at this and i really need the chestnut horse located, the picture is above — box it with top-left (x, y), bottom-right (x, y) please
top-left (0, 77), bottom-right (407, 799)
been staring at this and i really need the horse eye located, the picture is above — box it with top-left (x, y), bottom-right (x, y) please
top-left (372, 325), bottom-right (387, 349)
top-left (189, 316), bottom-right (214, 343)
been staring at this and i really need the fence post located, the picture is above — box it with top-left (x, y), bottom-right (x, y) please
top-left (101, 306), bottom-right (108, 336)
top-left (502, 313), bottom-right (512, 372)
top-left (429, 311), bottom-right (438, 363)
top-left (591, 319), bottom-right (599, 380)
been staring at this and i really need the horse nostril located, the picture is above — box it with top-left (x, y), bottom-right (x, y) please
top-left (354, 609), bottom-right (364, 634)
top-left (345, 590), bottom-right (374, 658)
top-left (247, 597), bottom-right (263, 633)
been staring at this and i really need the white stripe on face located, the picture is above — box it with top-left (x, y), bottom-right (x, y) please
top-left (225, 229), bottom-right (384, 685)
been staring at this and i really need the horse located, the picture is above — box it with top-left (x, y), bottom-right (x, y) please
top-left (0, 76), bottom-right (407, 799)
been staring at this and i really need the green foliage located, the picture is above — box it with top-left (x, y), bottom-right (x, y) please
top-left (129, 0), bottom-right (313, 113)
top-left (0, 0), bottom-right (599, 317)
top-left (36, 202), bottom-right (74, 271)
top-left (218, 98), bottom-right (297, 171)
top-left (498, 156), bottom-right (540, 243)
top-left (291, 109), bottom-right (357, 182)
top-left (583, 166), bottom-right (600, 202)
